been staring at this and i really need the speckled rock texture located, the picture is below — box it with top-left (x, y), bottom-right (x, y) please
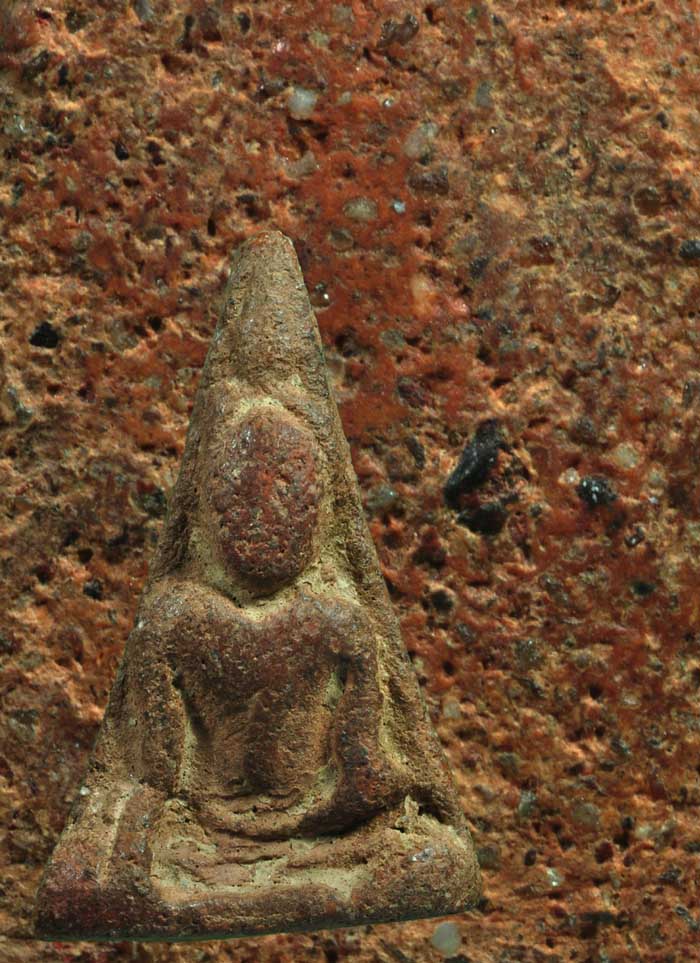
top-left (1, 0), bottom-right (699, 960)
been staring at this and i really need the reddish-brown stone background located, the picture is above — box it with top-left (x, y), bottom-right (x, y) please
top-left (2, 0), bottom-right (700, 960)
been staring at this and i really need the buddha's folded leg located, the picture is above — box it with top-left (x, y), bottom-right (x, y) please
top-left (382, 660), bottom-right (467, 826)
top-left (291, 623), bottom-right (408, 833)
top-left (331, 650), bottom-right (405, 808)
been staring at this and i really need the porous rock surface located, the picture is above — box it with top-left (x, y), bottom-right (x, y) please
top-left (1, 1), bottom-right (699, 961)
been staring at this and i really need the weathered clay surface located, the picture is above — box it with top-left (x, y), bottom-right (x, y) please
top-left (208, 410), bottom-right (321, 592)
top-left (2, 0), bottom-right (700, 960)
top-left (33, 231), bottom-right (481, 941)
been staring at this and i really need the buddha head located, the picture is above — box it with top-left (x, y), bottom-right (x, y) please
top-left (205, 405), bottom-right (323, 597)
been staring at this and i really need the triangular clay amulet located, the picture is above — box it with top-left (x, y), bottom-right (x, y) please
top-left (36, 231), bottom-right (481, 941)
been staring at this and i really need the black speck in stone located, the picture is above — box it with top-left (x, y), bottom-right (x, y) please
top-left (66, 9), bottom-right (88, 31)
top-left (470, 255), bottom-right (490, 280)
top-left (237, 10), bottom-right (251, 32)
top-left (515, 638), bottom-right (543, 670)
top-left (444, 419), bottom-right (504, 508)
top-left (610, 736), bottom-right (632, 760)
top-left (406, 435), bottom-right (425, 469)
top-left (674, 905), bottom-right (699, 932)
top-left (523, 848), bottom-right (537, 866)
top-left (57, 63), bottom-right (69, 86)
top-left (0, 633), bottom-right (15, 655)
top-left (631, 579), bottom-right (656, 598)
top-left (83, 579), bottom-right (103, 600)
top-left (34, 563), bottom-right (52, 584)
top-left (659, 866), bottom-right (682, 885)
top-left (474, 306), bottom-right (493, 321)
top-left (458, 501), bottom-right (507, 536)
top-left (22, 50), bottom-right (51, 82)
top-left (683, 379), bottom-right (700, 407)
top-left (605, 510), bottom-right (626, 536)
top-left (408, 164), bottom-right (449, 196)
top-left (114, 140), bottom-right (130, 161)
top-left (378, 13), bottom-right (420, 48)
top-left (146, 140), bottom-right (165, 165)
top-left (679, 239), bottom-right (700, 260)
top-left (576, 475), bottom-right (617, 508)
top-left (578, 911), bottom-right (617, 939)
top-left (62, 529), bottom-right (79, 549)
top-left (569, 415), bottom-right (598, 446)
top-left (429, 588), bottom-right (453, 612)
top-left (139, 488), bottom-right (167, 518)
top-left (455, 622), bottom-right (475, 646)
top-left (29, 321), bottom-right (60, 349)
top-left (625, 526), bottom-right (645, 548)
top-left (131, 0), bottom-right (153, 23)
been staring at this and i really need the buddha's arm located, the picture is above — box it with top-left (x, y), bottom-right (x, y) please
top-left (117, 587), bottom-right (189, 795)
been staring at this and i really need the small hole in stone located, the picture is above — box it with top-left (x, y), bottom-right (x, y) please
top-left (83, 579), bottom-right (103, 600)
top-left (34, 564), bottom-right (53, 584)
top-left (29, 321), bottom-right (60, 349)
top-left (430, 588), bottom-right (454, 612)
top-left (595, 841), bottom-right (614, 863)
top-left (62, 529), bottom-right (79, 548)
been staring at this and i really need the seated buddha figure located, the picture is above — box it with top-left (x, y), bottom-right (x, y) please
top-left (35, 231), bottom-right (479, 942)
top-left (131, 397), bottom-right (420, 841)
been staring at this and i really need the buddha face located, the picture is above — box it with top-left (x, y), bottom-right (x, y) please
top-left (206, 407), bottom-right (322, 596)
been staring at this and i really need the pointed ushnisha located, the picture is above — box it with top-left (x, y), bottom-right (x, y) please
top-left (35, 231), bottom-right (481, 941)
